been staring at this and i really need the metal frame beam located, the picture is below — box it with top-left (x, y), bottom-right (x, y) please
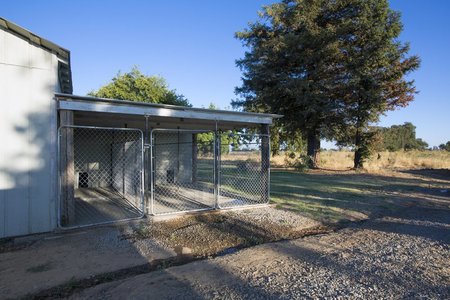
top-left (57, 98), bottom-right (278, 125)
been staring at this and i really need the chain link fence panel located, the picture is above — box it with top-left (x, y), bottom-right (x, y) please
top-left (218, 133), bottom-right (270, 208)
top-left (150, 129), bottom-right (216, 215)
top-left (59, 126), bottom-right (144, 228)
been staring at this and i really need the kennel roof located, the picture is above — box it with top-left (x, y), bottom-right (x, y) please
top-left (56, 93), bottom-right (283, 127)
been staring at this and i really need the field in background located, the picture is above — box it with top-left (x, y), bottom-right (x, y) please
top-left (271, 150), bottom-right (450, 171)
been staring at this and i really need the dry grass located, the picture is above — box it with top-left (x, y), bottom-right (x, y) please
top-left (271, 150), bottom-right (450, 171)
top-left (221, 152), bottom-right (260, 162)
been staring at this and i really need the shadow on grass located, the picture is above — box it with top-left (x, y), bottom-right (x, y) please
top-left (400, 168), bottom-right (450, 181)
top-left (359, 206), bottom-right (450, 244)
top-left (270, 170), bottom-right (450, 224)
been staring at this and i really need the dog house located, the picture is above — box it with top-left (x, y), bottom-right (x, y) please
top-left (0, 17), bottom-right (281, 237)
top-left (57, 94), bottom-right (281, 228)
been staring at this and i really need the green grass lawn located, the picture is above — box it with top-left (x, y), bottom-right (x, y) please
top-left (198, 158), bottom-right (449, 224)
top-left (270, 169), bottom-right (450, 224)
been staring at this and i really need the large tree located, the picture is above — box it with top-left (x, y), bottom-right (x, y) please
top-left (89, 66), bottom-right (190, 106)
top-left (234, 0), bottom-right (348, 168)
top-left (234, 0), bottom-right (419, 169)
top-left (334, 0), bottom-right (420, 168)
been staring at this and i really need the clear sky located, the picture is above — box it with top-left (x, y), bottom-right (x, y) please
top-left (2, 0), bottom-right (449, 147)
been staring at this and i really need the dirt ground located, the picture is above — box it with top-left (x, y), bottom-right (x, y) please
top-left (71, 206), bottom-right (450, 299)
top-left (1, 169), bottom-right (448, 299)
top-left (0, 207), bottom-right (321, 299)
top-left (0, 224), bottom-right (176, 299)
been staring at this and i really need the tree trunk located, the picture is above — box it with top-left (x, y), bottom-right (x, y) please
top-left (307, 131), bottom-right (320, 169)
top-left (354, 128), bottom-right (364, 169)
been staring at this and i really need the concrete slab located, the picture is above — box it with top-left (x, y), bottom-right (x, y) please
top-left (0, 222), bottom-right (175, 299)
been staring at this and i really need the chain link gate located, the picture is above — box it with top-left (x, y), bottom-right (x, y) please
top-left (150, 129), bottom-right (216, 215)
top-left (58, 126), bottom-right (144, 228)
top-left (218, 133), bottom-right (270, 208)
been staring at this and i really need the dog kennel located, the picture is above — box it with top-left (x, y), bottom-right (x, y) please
top-left (57, 94), bottom-right (280, 228)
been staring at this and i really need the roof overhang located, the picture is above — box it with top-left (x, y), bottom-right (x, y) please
top-left (0, 17), bottom-right (70, 61)
top-left (55, 93), bottom-right (282, 126)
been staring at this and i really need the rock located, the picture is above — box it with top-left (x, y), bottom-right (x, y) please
top-left (174, 246), bottom-right (193, 255)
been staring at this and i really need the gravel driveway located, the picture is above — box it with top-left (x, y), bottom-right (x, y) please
top-left (71, 206), bottom-right (450, 299)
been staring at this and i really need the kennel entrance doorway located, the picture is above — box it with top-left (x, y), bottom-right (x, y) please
top-left (58, 126), bottom-right (144, 228)
top-left (150, 129), bottom-right (217, 215)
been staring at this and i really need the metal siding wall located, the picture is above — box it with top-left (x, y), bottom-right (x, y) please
top-left (123, 141), bottom-right (140, 203)
top-left (28, 66), bottom-right (54, 233)
top-left (0, 29), bottom-right (4, 237)
top-left (154, 133), bottom-right (177, 185)
top-left (0, 28), bottom-right (59, 238)
top-left (48, 57), bottom-right (59, 231)
top-left (178, 133), bottom-right (193, 183)
top-left (74, 130), bottom-right (112, 188)
top-left (0, 184), bottom-right (4, 237)
top-left (154, 133), bottom-right (192, 184)
top-left (112, 141), bottom-right (124, 192)
top-left (1, 36), bottom-right (31, 236)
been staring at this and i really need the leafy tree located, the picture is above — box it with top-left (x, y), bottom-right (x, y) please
top-left (380, 122), bottom-right (427, 151)
top-left (337, 122), bottom-right (428, 158)
top-left (196, 103), bottom-right (240, 154)
top-left (271, 124), bottom-right (306, 156)
top-left (234, 0), bottom-right (348, 168)
top-left (196, 130), bottom-right (241, 155)
top-left (439, 141), bottom-right (450, 151)
top-left (335, 0), bottom-right (420, 168)
top-left (336, 126), bottom-right (384, 159)
top-left (408, 138), bottom-right (428, 151)
top-left (383, 122), bottom-right (416, 151)
top-left (89, 66), bottom-right (190, 106)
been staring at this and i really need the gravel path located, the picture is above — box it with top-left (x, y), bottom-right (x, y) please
top-left (71, 206), bottom-right (450, 299)
top-left (227, 206), bottom-right (321, 229)
top-left (137, 206), bottom-right (322, 257)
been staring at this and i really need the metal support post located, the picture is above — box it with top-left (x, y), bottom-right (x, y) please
top-left (261, 124), bottom-right (270, 203)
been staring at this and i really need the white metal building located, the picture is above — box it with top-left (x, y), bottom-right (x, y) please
top-left (0, 18), bottom-right (72, 238)
top-left (0, 18), bottom-right (281, 238)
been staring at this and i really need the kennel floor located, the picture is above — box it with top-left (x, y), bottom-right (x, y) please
top-left (150, 183), bottom-right (259, 214)
top-left (66, 187), bottom-right (142, 227)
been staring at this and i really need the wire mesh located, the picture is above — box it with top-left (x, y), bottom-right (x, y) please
top-left (59, 126), bottom-right (144, 227)
top-left (218, 133), bottom-right (270, 208)
top-left (151, 129), bottom-right (216, 215)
